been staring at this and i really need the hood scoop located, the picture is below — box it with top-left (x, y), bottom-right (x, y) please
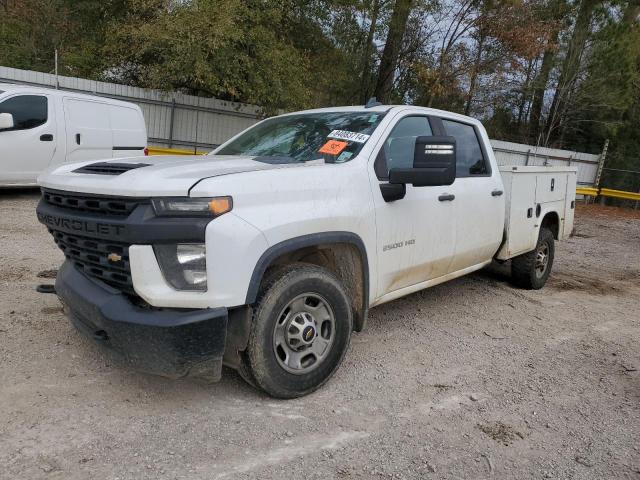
top-left (73, 162), bottom-right (150, 176)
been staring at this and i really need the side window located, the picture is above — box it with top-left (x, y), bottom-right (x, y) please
top-left (376, 116), bottom-right (432, 178)
top-left (441, 119), bottom-right (487, 176)
top-left (0, 95), bottom-right (48, 131)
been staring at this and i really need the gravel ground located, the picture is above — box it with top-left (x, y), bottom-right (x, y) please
top-left (1, 190), bottom-right (639, 480)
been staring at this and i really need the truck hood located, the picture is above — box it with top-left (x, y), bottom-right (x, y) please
top-left (37, 155), bottom-right (307, 196)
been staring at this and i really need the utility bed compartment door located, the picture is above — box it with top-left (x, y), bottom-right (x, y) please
top-left (562, 173), bottom-right (577, 239)
top-left (502, 172), bottom-right (537, 257)
top-left (535, 173), bottom-right (567, 204)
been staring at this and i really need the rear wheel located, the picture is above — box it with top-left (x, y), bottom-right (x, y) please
top-left (242, 263), bottom-right (353, 398)
top-left (511, 227), bottom-right (555, 289)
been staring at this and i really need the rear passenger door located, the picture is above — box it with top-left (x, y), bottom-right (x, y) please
top-left (109, 105), bottom-right (147, 158)
top-left (63, 98), bottom-right (113, 163)
top-left (436, 117), bottom-right (504, 272)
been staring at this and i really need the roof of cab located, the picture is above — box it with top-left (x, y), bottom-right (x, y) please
top-left (276, 104), bottom-right (482, 127)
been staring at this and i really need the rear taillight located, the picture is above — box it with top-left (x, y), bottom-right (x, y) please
top-left (144, 147), bottom-right (149, 156)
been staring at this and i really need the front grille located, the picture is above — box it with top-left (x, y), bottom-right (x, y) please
top-left (50, 229), bottom-right (135, 295)
top-left (42, 189), bottom-right (146, 217)
top-left (73, 162), bottom-right (150, 176)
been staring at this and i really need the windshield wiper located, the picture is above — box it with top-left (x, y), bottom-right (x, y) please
top-left (252, 155), bottom-right (301, 164)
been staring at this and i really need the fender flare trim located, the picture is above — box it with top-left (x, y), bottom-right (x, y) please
top-left (245, 231), bottom-right (370, 329)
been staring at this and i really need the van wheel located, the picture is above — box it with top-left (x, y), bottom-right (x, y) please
top-left (242, 263), bottom-right (352, 398)
top-left (511, 227), bottom-right (555, 290)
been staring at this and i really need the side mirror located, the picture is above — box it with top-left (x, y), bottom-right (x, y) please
top-left (389, 136), bottom-right (456, 187)
top-left (0, 112), bottom-right (15, 131)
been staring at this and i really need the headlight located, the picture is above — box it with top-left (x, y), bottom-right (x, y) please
top-left (151, 196), bottom-right (232, 217)
top-left (154, 244), bottom-right (207, 291)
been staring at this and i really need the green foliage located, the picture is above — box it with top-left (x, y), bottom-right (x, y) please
top-left (0, 0), bottom-right (129, 76)
top-left (100, 0), bottom-right (308, 113)
top-left (560, 2), bottom-right (640, 191)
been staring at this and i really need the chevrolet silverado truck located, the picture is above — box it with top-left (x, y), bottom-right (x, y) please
top-left (36, 105), bottom-right (577, 398)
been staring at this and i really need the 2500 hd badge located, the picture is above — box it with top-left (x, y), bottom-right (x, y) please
top-left (383, 239), bottom-right (415, 252)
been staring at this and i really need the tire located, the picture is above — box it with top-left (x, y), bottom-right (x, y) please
top-left (242, 263), bottom-right (353, 398)
top-left (511, 227), bottom-right (555, 289)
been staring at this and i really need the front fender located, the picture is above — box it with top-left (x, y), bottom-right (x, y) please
top-left (204, 212), bottom-right (270, 308)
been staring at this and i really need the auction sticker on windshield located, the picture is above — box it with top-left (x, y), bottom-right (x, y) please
top-left (328, 130), bottom-right (371, 143)
top-left (319, 140), bottom-right (348, 155)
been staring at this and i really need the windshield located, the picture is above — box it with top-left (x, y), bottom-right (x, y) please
top-left (214, 111), bottom-right (386, 164)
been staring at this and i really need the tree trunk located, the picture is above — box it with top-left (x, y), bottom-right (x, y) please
top-left (360, 0), bottom-right (381, 103)
top-left (517, 57), bottom-right (536, 128)
top-left (529, 39), bottom-right (557, 142)
top-left (622, 0), bottom-right (640, 24)
top-left (464, 30), bottom-right (485, 115)
top-left (622, 0), bottom-right (640, 25)
top-left (545, 0), bottom-right (599, 145)
top-left (373, 0), bottom-right (413, 103)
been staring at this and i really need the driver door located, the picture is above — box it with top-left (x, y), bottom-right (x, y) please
top-left (369, 113), bottom-right (457, 301)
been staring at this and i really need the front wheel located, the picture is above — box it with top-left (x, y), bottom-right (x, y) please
top-left (242, 263), bottom-right (353, 398)
top-left (511, 227), bottom-right (555, 289)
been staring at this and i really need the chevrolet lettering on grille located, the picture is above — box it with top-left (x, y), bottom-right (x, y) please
top-left (37, 212), bottom-right (125, 236)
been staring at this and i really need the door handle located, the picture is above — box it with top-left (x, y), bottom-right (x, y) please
top-left (491, 189), bottom-right (503, 196)
top-left (76, 133), bottom-right (81, 145)
top-left (438, 194), bottom-right (455, 202)
top-left (40, 134), bottom-right (54, 141)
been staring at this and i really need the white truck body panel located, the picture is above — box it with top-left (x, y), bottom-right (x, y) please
top-left (497, 166), bottom-right (577, 259)
top-left (36, 105), bottom-right (576, 311)
top-left (0, 84), bottom-right (147, 186)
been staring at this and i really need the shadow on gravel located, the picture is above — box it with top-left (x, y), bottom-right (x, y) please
top-left (475, 261), bottom-right (511, 283)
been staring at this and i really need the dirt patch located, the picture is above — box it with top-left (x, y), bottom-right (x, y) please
top-left (571, 231), bottom-right (593, 239)
top-left (40, 306), bottom-right (64, 315)
top-left (0, 265), bottom-right (31, 281)
top-left (576, 203), bottom-right (640, 220)
top-left (477, 422), bottom-right (525, 446)
top-left (615, 269), bottom-right (640, 282)
top-left (37, 269), bottom-right (58, 279)
top-left (548, 272), bottom-right (627, 295)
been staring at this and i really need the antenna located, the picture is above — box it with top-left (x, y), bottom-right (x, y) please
top-left (365, 97), bottom-right (382, 108)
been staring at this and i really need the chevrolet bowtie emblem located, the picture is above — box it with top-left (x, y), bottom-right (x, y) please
top-left (107, 252), bottom-right (122, 262)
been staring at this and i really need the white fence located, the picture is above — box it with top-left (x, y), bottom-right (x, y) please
top-left (0, 66), bottom-right (602, 185)
top-left (491, 140), bottom-right (601, 186)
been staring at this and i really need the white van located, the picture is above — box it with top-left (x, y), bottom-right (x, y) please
top-left (0, 84), bottom-right (147, 187)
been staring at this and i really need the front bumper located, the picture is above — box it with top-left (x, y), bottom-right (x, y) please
top-left (55, 261), bottom-right (228, 380)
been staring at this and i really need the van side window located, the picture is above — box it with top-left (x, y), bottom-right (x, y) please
top-left (376, 116), bottom-right (432, 178)
top-left (0, 95), bottom-right (48, 131)
top-left (441, 119), bottom-right (487, 177)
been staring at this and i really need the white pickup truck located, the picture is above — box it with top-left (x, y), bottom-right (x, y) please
top-left (36, 105), bottom-right (576, 398)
